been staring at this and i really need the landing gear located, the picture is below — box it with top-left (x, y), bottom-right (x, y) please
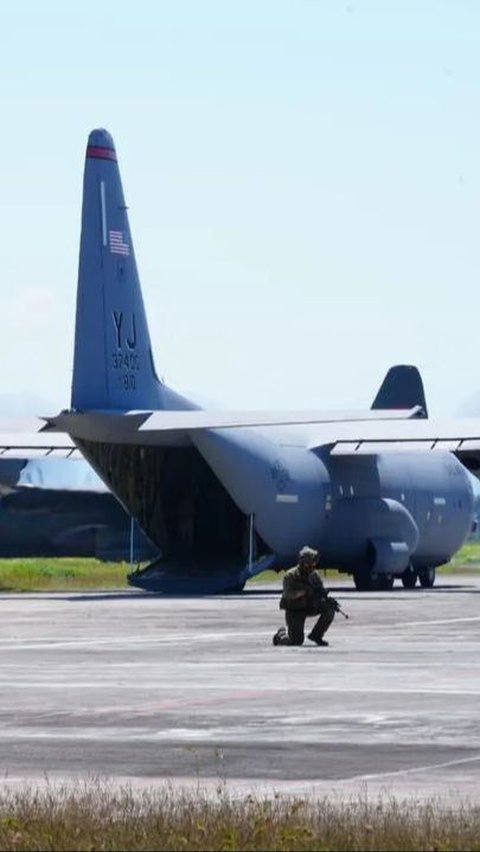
top-left (352, 563), bottom-right (436, 592)
top-left (353, 569), bottom-right (394, 591)
top-left (401, 567), bottom-right (417, 589)
top-left (418, 567), bottom-right (436, 588)
top-left (376, 573), bottom-right (394, 591)
top-left (353, 566), bottom-right (372, 591)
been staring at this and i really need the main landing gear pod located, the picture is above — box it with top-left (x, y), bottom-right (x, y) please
top-left (353, 538), bottom-right (411, 591)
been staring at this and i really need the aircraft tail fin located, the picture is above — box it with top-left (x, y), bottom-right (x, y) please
top-left (71, 129), bottom-right (165, 411)
top-left (371, 365), bottom-right (428, 417)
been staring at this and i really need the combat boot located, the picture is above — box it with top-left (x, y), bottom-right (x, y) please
top-left (273, 628), bottom-right (287, 646)
top-left (307, 632), bottom-right (329, 646)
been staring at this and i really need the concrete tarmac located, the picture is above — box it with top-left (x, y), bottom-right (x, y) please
top-left (0, 575), bottom-right (479, 802)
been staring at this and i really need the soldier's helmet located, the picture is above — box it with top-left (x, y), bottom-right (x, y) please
top-left (298, 545), bottom-right (318, 565)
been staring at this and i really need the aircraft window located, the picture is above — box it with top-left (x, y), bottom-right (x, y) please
top-left (349, 485), bottom-right (354, 496)
top-left (325, 494), bottom-right (332, 517)
top-left (339, 485), bottom-right (344, 496)
top-left (400, 493), bottom-right (405, 502)
top-left (426, 511), bottom-right (431, 521)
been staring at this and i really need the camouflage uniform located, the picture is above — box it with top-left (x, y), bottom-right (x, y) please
top-left (274, 562), bottom-right (335, 646)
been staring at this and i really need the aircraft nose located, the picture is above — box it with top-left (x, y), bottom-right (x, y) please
top-left (87, 128), bottom-right (115, 151)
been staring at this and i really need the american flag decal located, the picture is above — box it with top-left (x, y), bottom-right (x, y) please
top-left (109, 230), bottom-right (130, 256)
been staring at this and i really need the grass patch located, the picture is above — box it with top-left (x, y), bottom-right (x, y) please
top-left (448, 541), bottom-right (480, 570)
top-left (0, 558), bottom-right (130, 592)
top-left (0, 782), bottom-right (478, 851)
top-left (1, 540), bottom-right (480, 593)
top-left (248, 568), bottom-right (344, 584)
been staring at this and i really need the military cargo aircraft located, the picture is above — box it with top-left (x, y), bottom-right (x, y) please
top-left (0, 457), bottom-right (155, 561)
top-left (3, 128), bottom-right (480, 593)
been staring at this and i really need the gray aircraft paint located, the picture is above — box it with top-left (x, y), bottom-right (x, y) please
top-left (41, 130), bottom-right (478, 592)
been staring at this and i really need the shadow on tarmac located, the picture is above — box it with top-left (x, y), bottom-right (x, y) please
top-left (65, 588), bottom-right (280, 602)
top-left (58, 583), bottom-right (480, 603)
top-left (327, 583), bottom-right (479, 597)
top-left (3, 579), bottom-right (477, 604)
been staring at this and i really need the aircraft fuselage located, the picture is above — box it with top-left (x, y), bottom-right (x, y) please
top-left (74, 417), bottom-right (474, 593)
top-left (191, 425), bottom-right (474, 573)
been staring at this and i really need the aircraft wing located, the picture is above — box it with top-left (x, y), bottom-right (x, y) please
top-left (0, 418), bottom-right (79, 459)
top-left (44, 407), bottom-right (423, 448)
top-left (0, 408), bottom-right (422, 457)
top-left (5, 411), bottom-right (480, 475)
top-left (307, 417), bottom-right (480, 474)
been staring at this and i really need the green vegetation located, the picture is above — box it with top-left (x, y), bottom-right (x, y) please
top-left (0, 540), bottom-right (479, 593)
top-left (0, 558), bottom-right (130, 592)
top-left (249, 568), bottom-right (343, 583)
top-left (448, 541), bottom-right (480, 570)
top-left (0, 783), bottom-right (478, 851)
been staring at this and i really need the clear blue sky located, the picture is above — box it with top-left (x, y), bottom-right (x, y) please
top-left (0, 0), bottom-right (479, 416)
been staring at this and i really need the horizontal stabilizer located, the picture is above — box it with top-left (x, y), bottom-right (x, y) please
top-left (138, 407), bottom-right (423, 432)
top-left (43, 406), bottom-right (423, 448)
top-left (0, 406), bottom-right (423, 459)
top-left (6, 411), bottom-right (480, 478)
top-left (0, 418), bottom-right (78, 459)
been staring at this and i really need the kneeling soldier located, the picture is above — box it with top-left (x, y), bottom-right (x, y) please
top-left (273, 546), bottom-right (338, 646)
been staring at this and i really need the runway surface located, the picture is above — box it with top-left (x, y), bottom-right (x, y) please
top-left (0, 575), bottom-right (479, 801)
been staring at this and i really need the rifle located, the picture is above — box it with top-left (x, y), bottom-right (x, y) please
top-left (328, 596), bottom-right (349, 619)
top-left (308, 591), bottom-right (349, 620)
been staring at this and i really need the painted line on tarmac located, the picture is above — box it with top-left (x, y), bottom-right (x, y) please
top-left (260, 754), bottom-right (480, 794)
top-left (0, 682), bottom-right (480, 695)
top-left (5, 615), bottom-right (478, 648)
top-left (377, 615), bottom-right (480, 628)
top-left (2, 659), bottom-right (480, 670)
top-left (0, 632), bottom-right (266, 650)
top-left (0, 617), bottom-right (479, 652)
top-left (346, 752), bottom-right (480, 782)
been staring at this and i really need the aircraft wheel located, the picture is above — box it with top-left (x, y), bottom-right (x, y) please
top-left (376, 573), bottom-right (394, 591)
top-left (418, 567), bottom-right (436, 588)
top-left (401, 568), bottom-right (417, 589)
top-left (353, 568), bottom-right (372, 591)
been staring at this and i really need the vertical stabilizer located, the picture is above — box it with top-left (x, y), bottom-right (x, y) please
top-left (71, 129), bottom-right (164, 411)
top-left (372, 365), bottom-right (428, 417)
